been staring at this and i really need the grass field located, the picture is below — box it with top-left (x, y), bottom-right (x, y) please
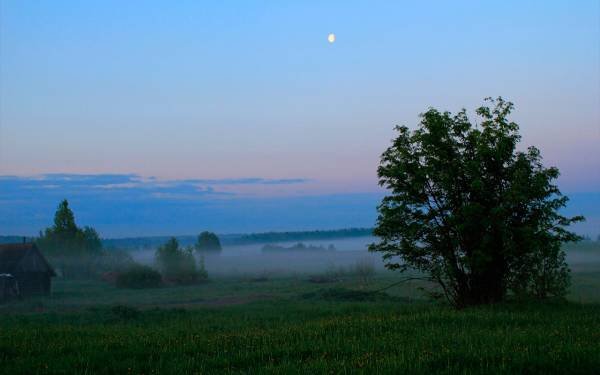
top-left (1, 265), bottom-right (600, 374)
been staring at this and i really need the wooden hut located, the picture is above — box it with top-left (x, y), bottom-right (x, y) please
top-left (0, 243), bottom-right (55, 297)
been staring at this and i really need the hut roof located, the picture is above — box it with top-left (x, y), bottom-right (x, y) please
top-left (0, 243), bottom-right (56, 276)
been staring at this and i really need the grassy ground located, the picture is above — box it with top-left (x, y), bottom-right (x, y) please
top-left (1, 270), bottom-right (599, 374)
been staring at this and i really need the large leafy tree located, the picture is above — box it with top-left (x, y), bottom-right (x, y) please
top-left (369, 98), bottom-right (583, 307)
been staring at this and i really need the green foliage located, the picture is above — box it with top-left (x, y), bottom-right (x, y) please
top-left (155, 238), bottom-right (201, 284)
top-left (37, 200), bottom-right (102, 257)
top-left (36, 200), bottom-right (104, 278)
top-left (195, 231), bottom-right (222, 252)
top-left (370, 98), bottom-right (583, 307)
top-left (52, 199), bottom-right (77, 236)
top-left (81, 226), bottom-right (102, 253)
top-left (116, 264), bottom-right (162, 289)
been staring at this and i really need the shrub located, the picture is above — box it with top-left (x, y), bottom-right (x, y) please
top-left (116, 264), bottom-right (162, 289)
top-left (155, 238), bottom-right (201, 285)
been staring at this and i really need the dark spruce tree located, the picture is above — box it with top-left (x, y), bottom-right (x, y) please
top-left (195, 231), bottom-right (222, 253)
top-left (369, 98), bottom-right (583, 307)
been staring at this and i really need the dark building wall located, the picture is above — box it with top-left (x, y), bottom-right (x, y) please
top-left (0, 277), bottom-right (19, 302)
top-left (0, 243), bottom-right (55, 297)
top-left (14, 272), bottom-right (51, 296)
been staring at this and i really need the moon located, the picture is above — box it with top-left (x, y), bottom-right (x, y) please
top-left (327, 33), bottom-right (336, 44)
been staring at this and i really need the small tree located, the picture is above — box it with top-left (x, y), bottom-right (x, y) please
top-left (370, 98), bottom-right (583, 307)
top-left (155, 237), bottom-right (199, 284)
top-left (195, 231), bottom-right (222, 253)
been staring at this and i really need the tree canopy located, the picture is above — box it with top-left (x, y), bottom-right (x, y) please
top-left (195, 231), bottom-right (222, 253)
top-left (369, 98), bottom-right (583, 307)
top-left (155, 237), bottom-right (199, 284)
top-left (37, 199), bottom-right (102, 257)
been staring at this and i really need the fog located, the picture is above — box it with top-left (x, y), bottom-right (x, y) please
top-left (130, 237), bottom-right (389, 277)
top-left (128, 237), bottom-right (600, 278)
top-left (565, 249), bottom-right (600, 272)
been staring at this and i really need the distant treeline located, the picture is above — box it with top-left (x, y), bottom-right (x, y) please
top-left (3, 229), bottom-right (599, 250)
top-left (236, 228), bottom-right (373, 245)
top-left (91, 228), bottom-right (374, 250)
top-left (261, 243), bottom-right (336, 253)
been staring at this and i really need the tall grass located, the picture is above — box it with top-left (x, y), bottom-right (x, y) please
top-left (1, 299), bottom-right (598, 374)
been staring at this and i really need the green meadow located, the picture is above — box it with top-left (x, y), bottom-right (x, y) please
top-left (1, 265), bottom-right (599, 374)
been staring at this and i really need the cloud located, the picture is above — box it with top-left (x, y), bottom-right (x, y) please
top-left (0, 173), bottom-right (378, 237)
top-left (0, 173), bottom-right (309, 199)
top-left (93, 183), bottom-right (142, 189)
top-left (177, 177), bottom-right (311, 186)
top-left (0, 173), bottom-right (596, 238)
top-left (0, 173), bottom-right (325, 236)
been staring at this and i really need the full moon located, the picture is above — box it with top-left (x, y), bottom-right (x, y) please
top-left (327, 33), bottom-right (336, 43)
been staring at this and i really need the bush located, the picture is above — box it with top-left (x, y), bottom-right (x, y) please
top-left (116, 264), bottom-right (162, 289)
top-left (155, 238), bottom-right (202, 285)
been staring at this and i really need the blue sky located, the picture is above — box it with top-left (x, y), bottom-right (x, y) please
top-left (0, 174), bottom-right (382, 236)
top-left (0, 174), bottom-right (597, 237)
top-left (0, 1), bottom-right (599, 236)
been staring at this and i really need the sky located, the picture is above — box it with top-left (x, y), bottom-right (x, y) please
top-left (1, 1), bottom-right (599, 237)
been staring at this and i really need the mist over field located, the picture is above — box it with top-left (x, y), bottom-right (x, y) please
top-left (129, 237), bottom-right (383, 277)
top-left (125, 236), bottom-right (600, 278)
